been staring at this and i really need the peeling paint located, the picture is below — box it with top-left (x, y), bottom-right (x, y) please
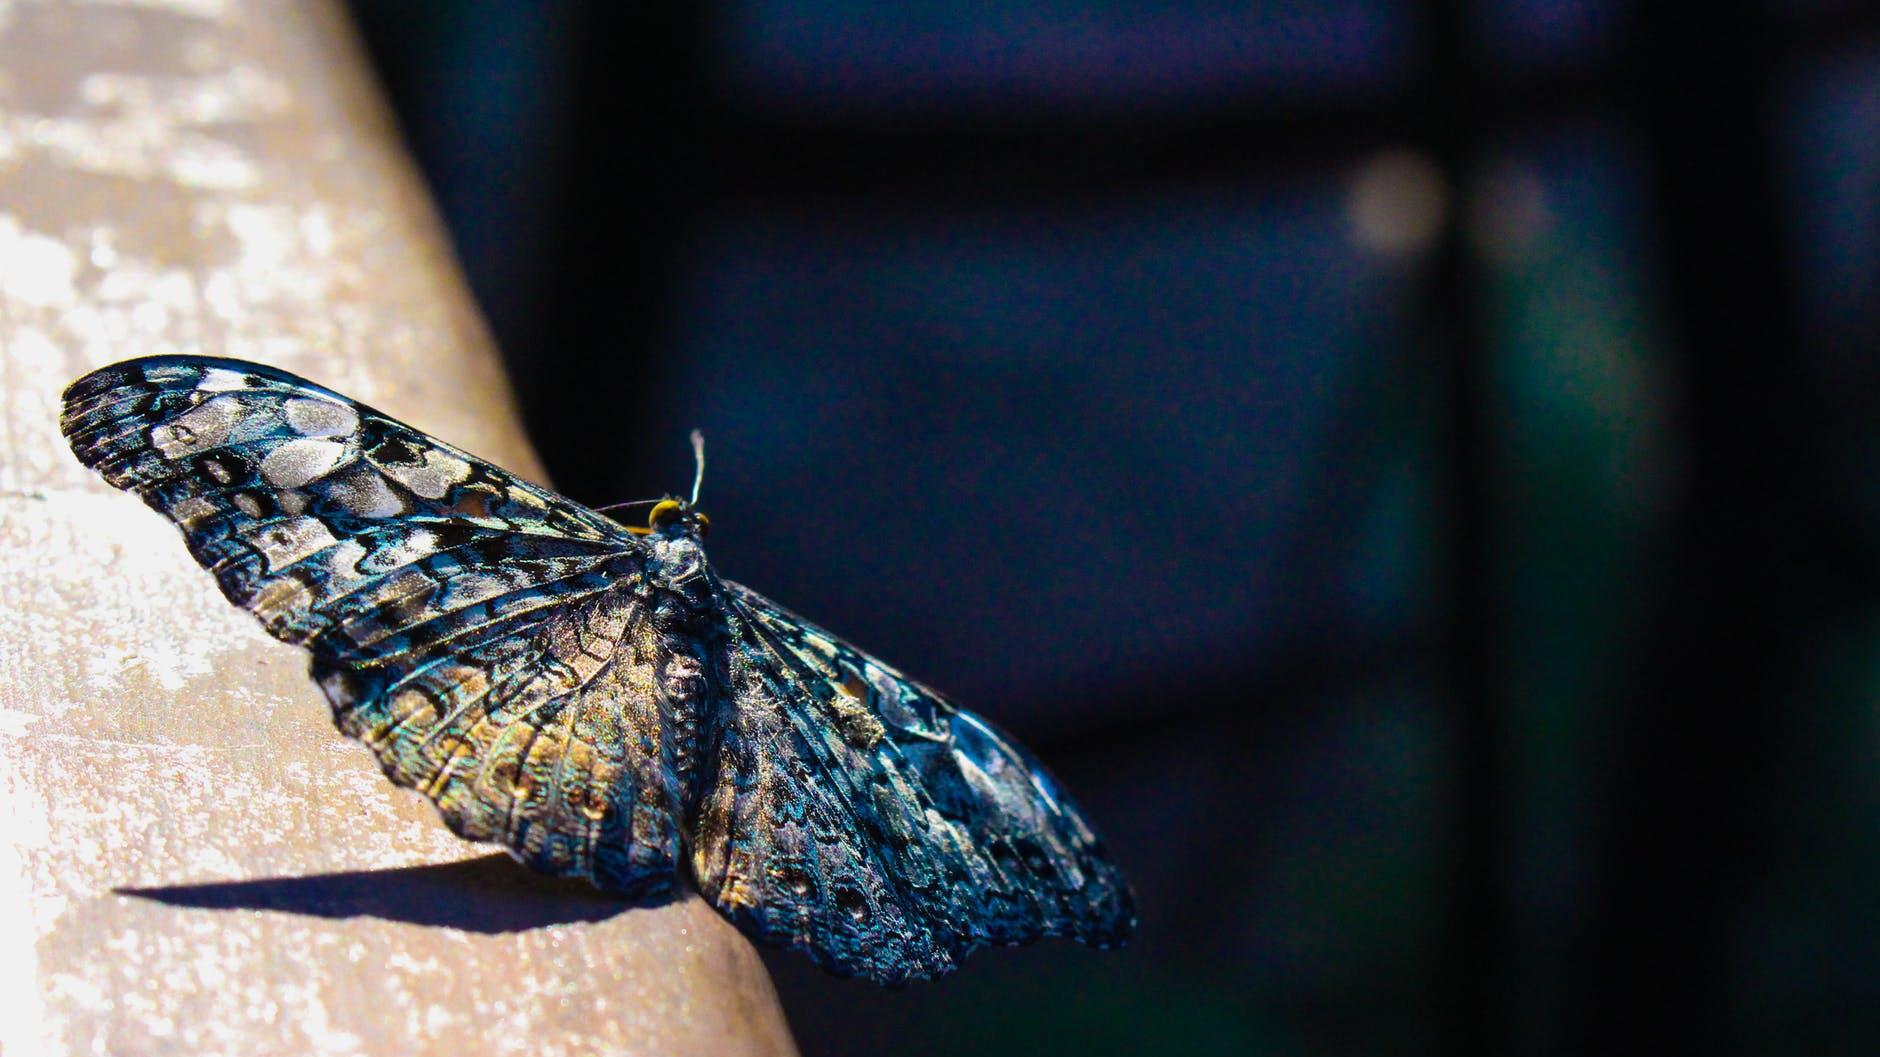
top-left (0, 215), bottom-right (79, 307)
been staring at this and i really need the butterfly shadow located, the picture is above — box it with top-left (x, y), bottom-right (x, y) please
top-left (115, 852), bottom-right (669, 933)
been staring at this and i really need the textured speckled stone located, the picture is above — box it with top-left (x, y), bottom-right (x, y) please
top-left (0, 2), bottom-right (799, 1054)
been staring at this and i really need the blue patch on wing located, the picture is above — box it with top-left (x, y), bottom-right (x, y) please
top-left (690, 582), bottom-right (1135, 982)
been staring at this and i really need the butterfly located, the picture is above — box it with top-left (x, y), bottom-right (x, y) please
top-left (59, 355), bottom-right (1134, 983)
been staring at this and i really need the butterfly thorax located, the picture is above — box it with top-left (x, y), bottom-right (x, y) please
top-left (643, 530), bottom-right (710, 590)
top-left (633, 528), bottom-right (726, 793)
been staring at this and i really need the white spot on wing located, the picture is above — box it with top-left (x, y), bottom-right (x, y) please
top-left (196, 367), bottom-right (251, 392)
top-left (283, 397), bottom-right (358, 438)
top-left (241, 516), bottom-right (337, 573)
top-left (442, 572), bottom-right (509, 608)
top-left (377, 449), bottom-right (470, 500)
top-left (151, 394), bottom-right (242, 456)
top-left (322, 468), bottom-right (405, 518)
top-left (317, 541), bottom-right (371, 594)
top-left (167, 495), bottom-right (218, 526)
top-left (359, 527), bottom-right (437, 575)
top-left (259, 438), bottom-right (347, 488)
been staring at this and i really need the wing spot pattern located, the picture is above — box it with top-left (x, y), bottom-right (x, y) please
top-left (239, 515), bottom-right (338, 573)
top-left (377, 448), bottom-right (471, 500)
top-left (196, 366), bottom-right (251, 391)
top-left (151, 395), bottom-right (240, 456)
top-left (318, 464), bottom-right (407, 518)
top-left (259, 437), bottom-right (348, 487)
top-left (283, 396), bottom-right (357, 437)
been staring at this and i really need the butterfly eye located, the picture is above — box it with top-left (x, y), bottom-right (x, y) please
top-left (693, 512), bottom-right (710, 537)
top-left (647, 499), bottom-right (685, 530)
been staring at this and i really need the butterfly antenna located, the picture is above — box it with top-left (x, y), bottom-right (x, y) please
top-left (689, 429), bottom-right (707, 506)
top-left (592, 497), bottom-right (663, 516)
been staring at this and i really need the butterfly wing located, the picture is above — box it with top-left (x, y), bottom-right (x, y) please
top-left (61, 356), bottom-right (692, 896)
top-left (690, 581), bottom-right (1135, 982)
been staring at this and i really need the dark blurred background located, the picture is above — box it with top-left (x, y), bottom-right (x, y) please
top-left (348, 2), bottom-right (1880, 1054)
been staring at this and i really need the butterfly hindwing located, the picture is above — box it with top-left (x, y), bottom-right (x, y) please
top-left (61, 356), bottom-right (690, 896)
top-left (691, 582), bottom-right (1135, 982)
top-left (311, 573), bottom-right (704, 897)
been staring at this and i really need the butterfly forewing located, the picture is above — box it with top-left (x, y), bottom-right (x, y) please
top-left (60, 356), bottom-right (692, 896)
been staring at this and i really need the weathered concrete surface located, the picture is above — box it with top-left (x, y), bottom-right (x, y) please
top-left (0, 3), bottom-right (800, 1055)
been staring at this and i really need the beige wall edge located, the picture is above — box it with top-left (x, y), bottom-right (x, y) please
top-left (0, 2), bottom-right (798, 1054)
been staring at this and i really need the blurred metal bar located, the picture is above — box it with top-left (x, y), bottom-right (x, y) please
top-left (675, 5), bottom-right (1880, 208)
top-left (1419, 4), bottom-right (1508, 1057)
top-left (1584, 1), bottom-right (1810, 1051)
top-left (0, 3), bottom-right (797, 1054)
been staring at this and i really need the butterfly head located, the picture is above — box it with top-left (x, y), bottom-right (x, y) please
top-left (643, 497), bottom-right (710, 539)
top-left (611, 431), bottom-right (713, 539)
